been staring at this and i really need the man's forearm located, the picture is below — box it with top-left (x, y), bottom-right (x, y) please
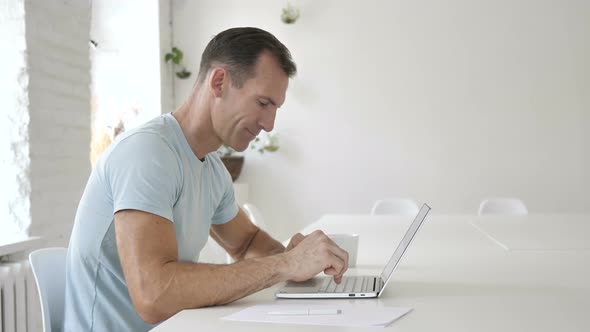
top-left (145, 253), bottom-right (290, 323)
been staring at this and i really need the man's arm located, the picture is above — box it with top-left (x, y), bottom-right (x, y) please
top-left (209, 208), bottom-right (285, 261)
top-left (114, 209), bottom-right (348, 324)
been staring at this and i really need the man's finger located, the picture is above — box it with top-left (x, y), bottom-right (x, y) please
top-left (325, 241), bottom-right (349, 279)
top-left (323, 254), bottom-right (345, 282)
top-left (335, 251), bottom-right (348, 280)
top-left (285, 233), bottom-right (305, 251)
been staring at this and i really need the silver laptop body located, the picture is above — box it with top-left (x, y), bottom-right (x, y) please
top-left (276, 204), bottom-right (431, 299)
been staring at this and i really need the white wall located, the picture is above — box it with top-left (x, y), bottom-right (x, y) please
top-left (25, 0), bottom-right (92, 246)
top-left (159, 0), bottom-right (175, 113)
top-left (172, 0), bottom-right (590, 240)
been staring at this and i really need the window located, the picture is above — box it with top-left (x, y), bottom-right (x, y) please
top-left (0, 2), bottom-right (31, 238)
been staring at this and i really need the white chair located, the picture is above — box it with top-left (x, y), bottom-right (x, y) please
top-left (478, 198), bottom-right (528, 216)
top-left (29, 247), bottom-right (67, 332)
top-left (370, 198), bottom-right (420, 216)
top-left (224, 203), bottom-right (268, 264)
top-left (242, 203), bottom-right (268, 232)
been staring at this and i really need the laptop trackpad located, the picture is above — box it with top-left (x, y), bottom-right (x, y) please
top-left (281, 278), bottom-right (322, 293)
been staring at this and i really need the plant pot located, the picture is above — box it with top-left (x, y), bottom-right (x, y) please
top-left (221, 156), bottom-right (244, 182)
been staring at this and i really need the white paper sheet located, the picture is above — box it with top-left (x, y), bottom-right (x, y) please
top-left (222, 303), bottom-right (412, 328)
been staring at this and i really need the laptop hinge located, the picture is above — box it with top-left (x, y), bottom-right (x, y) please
top-left (376, 277), bottom-right (384, 294)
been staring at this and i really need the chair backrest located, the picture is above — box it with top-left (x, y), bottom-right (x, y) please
top-left (225, 203), bottom-right (269, 263)
top-left (370, 198), bottom-right (420, 216)
top-left (478, 198), bottom-right (528, 216)
top-left (242, 203), bottom-right (268, 232)
top-left (29, 247), bottom-right (67, 332)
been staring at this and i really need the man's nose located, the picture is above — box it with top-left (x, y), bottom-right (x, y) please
top-left (257, 107), bottom-right (277, 132)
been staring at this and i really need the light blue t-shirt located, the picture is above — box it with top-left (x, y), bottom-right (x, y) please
top-left (64, 113), bottom-right (238, 331)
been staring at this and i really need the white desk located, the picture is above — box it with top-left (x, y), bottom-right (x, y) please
top-left (153, 214), bottom-right (590, 331)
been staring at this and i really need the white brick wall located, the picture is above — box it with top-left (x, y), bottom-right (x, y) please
top-left (24, 0), bottom-right (92, 246)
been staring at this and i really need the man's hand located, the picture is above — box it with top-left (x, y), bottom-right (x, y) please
top-left (284, 232), bottom-right (305, 252)
top-left (282, 230), bottom-right (349, 284)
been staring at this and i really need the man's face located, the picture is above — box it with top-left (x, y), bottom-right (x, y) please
top-left (212, 52), bottom-right (289, 152)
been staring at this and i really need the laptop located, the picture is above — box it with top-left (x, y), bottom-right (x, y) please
top-left (276, 204), bottom-right (431, 299)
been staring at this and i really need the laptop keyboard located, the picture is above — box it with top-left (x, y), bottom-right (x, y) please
top-left (319, 276), bottom-right (374, 293)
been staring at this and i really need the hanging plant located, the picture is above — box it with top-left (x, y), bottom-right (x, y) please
top-left (165, 47), bottom-right (192, 79)
top-left (281, 2), bottom-right (300, 24)
top-left (250, 132), bottom-right (280, 153)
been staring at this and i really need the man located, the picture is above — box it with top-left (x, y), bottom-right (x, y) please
top-left (64, 27), bottom-right (349, 331)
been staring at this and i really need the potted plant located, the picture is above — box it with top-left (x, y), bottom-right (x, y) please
top-left (219, 132), bottom-right (280, 181)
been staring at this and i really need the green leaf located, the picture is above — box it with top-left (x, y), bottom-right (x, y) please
top-left (173, 47), bottom-right (183, 62)
top-left (164, 53), bottom-right (173, 63)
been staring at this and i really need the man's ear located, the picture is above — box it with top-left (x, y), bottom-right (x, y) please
top-left (209, 68), bottom-right (227, 98)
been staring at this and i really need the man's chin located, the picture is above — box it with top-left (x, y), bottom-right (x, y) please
top-left (224, 137), bottom-right (252, 153)
top-left (228, 143), bottom-right (248, 153)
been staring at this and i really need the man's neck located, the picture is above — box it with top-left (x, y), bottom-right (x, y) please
top-left (172, 89), bottom-right (221, 160)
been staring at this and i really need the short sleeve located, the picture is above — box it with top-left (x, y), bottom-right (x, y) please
top-left (210, 158), bottom-right (239, 225)
top-left (104, 132), bottom-right (182, 222)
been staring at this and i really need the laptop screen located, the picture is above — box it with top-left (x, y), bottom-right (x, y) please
top-left (379, 204), bottom-right (431, 285)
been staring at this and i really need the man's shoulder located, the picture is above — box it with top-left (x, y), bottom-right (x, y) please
top-left (97, 120), bottom-right (182, 175)
top-left (111, 115), bottom-right (180, 155)
top-left (119, 114), bottom-right (175, 143)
